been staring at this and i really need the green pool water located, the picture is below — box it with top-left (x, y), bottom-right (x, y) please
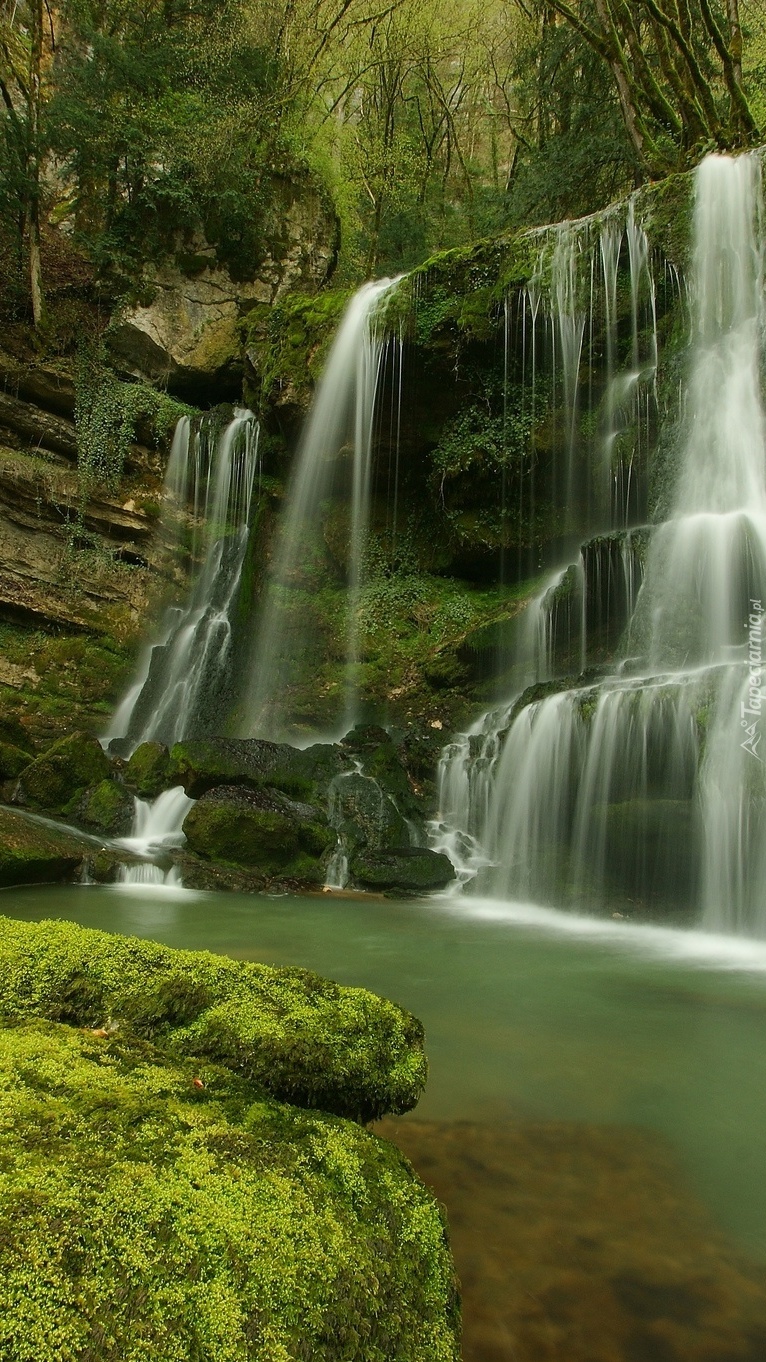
top-left (4, 882), bottom-right (766, 1263)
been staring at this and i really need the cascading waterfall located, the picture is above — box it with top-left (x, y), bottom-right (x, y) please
top-left (107, 408), bottom-right (259, 752)
top-left (242, 277), bottom-right (401, 739)
top-left (117, 786), bottom-right (194, 887)
top-left (437, 151), bottom-right (766, 936)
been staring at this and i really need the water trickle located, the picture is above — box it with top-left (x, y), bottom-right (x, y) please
top-left (243, 277), bottom-right (401, 739)
top-left (107, 409), bottom-right (259, 752)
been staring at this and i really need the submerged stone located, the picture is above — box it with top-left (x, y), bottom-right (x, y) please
top-left (0, 808), bottom-right (87, 887)
top-left (13, 730), bottom-right (112, 816)
top-left (350, 847), bottom-right (456, 892)
top-left (182, 784), bottom-right (334, 881)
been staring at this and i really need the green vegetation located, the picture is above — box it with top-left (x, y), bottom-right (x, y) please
top-left (0, 917), bottom-right (459, 1360)
top-left (0, 624), bottom-right (135, 745)
top-left (182, 785), bottom-right (334, 882)
top-left (0, 915), bottom-right (428, 1121)
top-left (0, 808), bottom-right (88, 887)
top-left (13, 729), bottom-right (111, 816)
top-left (124, 741), bottom-right (171, 799)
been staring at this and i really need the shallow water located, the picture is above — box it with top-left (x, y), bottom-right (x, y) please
top-left (4, 884), bottom-right (766, 1358)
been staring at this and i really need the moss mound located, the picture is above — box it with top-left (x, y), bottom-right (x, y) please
top-left (13, 731), bottom-right (112, 815)
top-left (0, 809), bottom-right (88, 887)
top-left (0, 917), bottom-right (427, 1122)
top-left (0, 742), bottom-right (31, 783)
top-left (0, 1019), bottom-right (459, 1362)
top-left (182, 785), bottom-right (334, 881)
top-left (76, 778), bottom-right (134, 835)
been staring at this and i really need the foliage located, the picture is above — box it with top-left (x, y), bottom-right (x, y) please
top-left (0, 1017), bottom-right (459, 1361)
top-left (0, 915), bottom-right (428, 1122)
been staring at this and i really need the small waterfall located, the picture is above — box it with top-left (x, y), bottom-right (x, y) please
top-left (116, 786), bottom-right (193, 888)
top-left (108, 409), bottom-right (259, 752)
top-left (243, 277), bottom-right (401, 739)
top-left (438, 151), bottom-right (766, 936)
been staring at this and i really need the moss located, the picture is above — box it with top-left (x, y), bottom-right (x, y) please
top-left (0, 742), bottom-right (31, 782)
top-left (182, 785), bottom-right (333, 881)
top-left (76, 778), bottom-right (134, 836)
top-left (0, 809), bottom-right (87, 887)
top-left (0, 1018), bottom-right (459, 1362)
top-left (169, 737), bottom-right (347, 802)
top-left (349, 848), bottom-right (455, 893)
top-left (0, 916), bottom-right (428, 1123)
top-left (242, 288), bottom-right (351, 413)
top-left (13, 731), bottom-right (112, 815)
top-left (0, 624), bottom-right (136, 747)
top-left (124, 742), bottom-right (171, 799)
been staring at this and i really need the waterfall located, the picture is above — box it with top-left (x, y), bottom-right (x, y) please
top-left (438, 151), bottom-right (766, 936)
top-left (107, 408), bottom-right (259, 753)
top-left (116, 786), bottom-right (193, 888)
top-left (242, 277), bottom-right (401, 739)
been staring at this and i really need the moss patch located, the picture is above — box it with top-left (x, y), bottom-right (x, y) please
top-left (0, 809), bottom-right (88, 887)
top-left (13, 731), bottom-right (112, 816)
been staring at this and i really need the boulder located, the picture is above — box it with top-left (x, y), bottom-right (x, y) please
top-left (350, 847), bottom-right (456, 893)
top-left (329, 771), bottom-right (408, 851)
top-left (13, 731), bottom-right (112, 815)
top-left (182, 784), bottom-right (334, 881)
top-left (170, 737), bottom-right (348, 801)
top-left (0, 741), bottom-right (31, 782)
top-left (123, 740), bottom-right (171, 799)
top-left (0, 807), bottom-right (88, 887)
top-left (75, 779), bottom-right (134, 837)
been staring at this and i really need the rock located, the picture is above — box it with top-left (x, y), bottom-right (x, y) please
top-left (0, 741), bottom-right (32, 782)
top-left (329, 771), bottom-right (408, 851)
top-left (176, 851), bottom-right (267, 894)
top-left (0, 915), bottom-right (428, 1120)
top-left (0, 807), bottom-right (88, 887)
top-left (0, 1019), bottom-right (459, 1362)
top-left (76, 779), bottom-right (134, 837)
top-left (107, 173), bottom-right (338, 399)
top-left (13, 731), bottom-right (112, 816)
top-left (350, 847), bottom-right (456, 893)
top-left (169, 736), bottom-right (348, 801)
top-left (182, 784), bottom-right (334, 881)
top-left (123, 740), bottom-right (170, 799)
top-left (0, 712), bottom-right (34, 754)
top-left (0, 388), bottom-right (78, 460)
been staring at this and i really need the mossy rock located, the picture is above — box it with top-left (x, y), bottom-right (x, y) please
top-left (350, 848), bottom-right (456, 893)
top-left (182, 785), bottom-right (334, 881)
top-left (0, 1019), bottom-right (460, 1362)
top-left (170, 737), bottom-right (348, 802)
top-left (0, 742), bottom-right (31, 782)
top-left (0, 808), bottom-right (88, 887)
top-left (0, 916), bottom-right (427, 1122)
top-left (76, 779), bottom-right (134, 837)
top-left (124, 741), bottom-right (171, 799)
top-left (13, 730), bottom-right (112, 815)
top-left (329, 772), bottom-right (408, 853)
top-left (0, 713), bottom-right (34, 755)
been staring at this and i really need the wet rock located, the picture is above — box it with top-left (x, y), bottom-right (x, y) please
top-left (123, 741), bottom-right (171, 799)
top-left (170, 736), bottom-right (348, 801)
top-left (182, 784), bottom-right (334, 882)
top-left (350, 847), bottom-right (456, 893)
top-left (76, 780), bottom-right (134, 837)
top-left (13, 731), bottom-right (112, 816)
top-left (330, 771), bottom-right (408, 851)
top-left (0, 807), bottom-right (88, 886)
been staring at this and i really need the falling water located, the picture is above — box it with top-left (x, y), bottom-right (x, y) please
top-left (107, 409), bottom-right (259, 752)
top-left (437, 151), bottom-right (766, 936)
top-left (116, 786), bottom-right (194, 888)
top-left (243, 277), bottom-right (401, 739)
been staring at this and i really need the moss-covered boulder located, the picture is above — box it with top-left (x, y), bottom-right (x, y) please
top-left (0, 808), bottom-right (88, 887)
top-left (0, 712), bottom-right (34, 755)
top-left (0, 1019), bottom-right (459, 1362)
top-left (350, 848), bottom-right (456, 893)
top-left (170, 737), bottom-right (348, 801)
top-left (76, 778), bottom-right (135, 836)
top-left (124, 740), bottom-right (171, 799)
top-left (13, 730), bottom-right (112, 815)
top-left (330, 771), bottom-right (409, 852)
top-left (0, 916), bottom-right (427, 1121)
top-left (0, 741), bottom-right (31, 782)
top-left (182, 784), bottom-right (334, 881)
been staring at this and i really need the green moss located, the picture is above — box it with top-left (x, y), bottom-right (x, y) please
top-left (181, 786), bottom-right (333, 881)
top-left (242, 288), bottom-right (351, 412)
top-left (13, 731), bottom-right (112, 815)
top-left (0, 809), bottom-right (87, 887)
top-left (77, 778), bottom-right (134, 836)
top-left (0, 743), bottom-right (31, 782)
top-left (0, 916), bottom-right (428, 1123)
top-left (124, 742), bottom-right (171, 799)
top-left (349, 848), bottom-right (455, 893)
top-left (0, 1019), bottom-right (459, 1362)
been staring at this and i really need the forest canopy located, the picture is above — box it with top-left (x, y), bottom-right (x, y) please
top-left (1, 0), bottom-right (765, 321)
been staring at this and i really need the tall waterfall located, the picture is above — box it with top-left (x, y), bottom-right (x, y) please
top-left (242, 277), bottom-right (400, 739)
top-left (108, 408), bottom-right (259, 753)
top-left (437, 152), bottom-right (766, 936)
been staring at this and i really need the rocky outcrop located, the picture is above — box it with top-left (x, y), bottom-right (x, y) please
top-left (0, 807), bottom-right (89, 886)
top-left (182, 784), bottom-right (334, 882)
top-left (0, 918), bottom-right (459, 1361)
top-left (12, 730), bottom-right (112, 816)
top-left (107, 174), bottom-right (338, 400)
top-left (169, 736), bottom-right (349, 801)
